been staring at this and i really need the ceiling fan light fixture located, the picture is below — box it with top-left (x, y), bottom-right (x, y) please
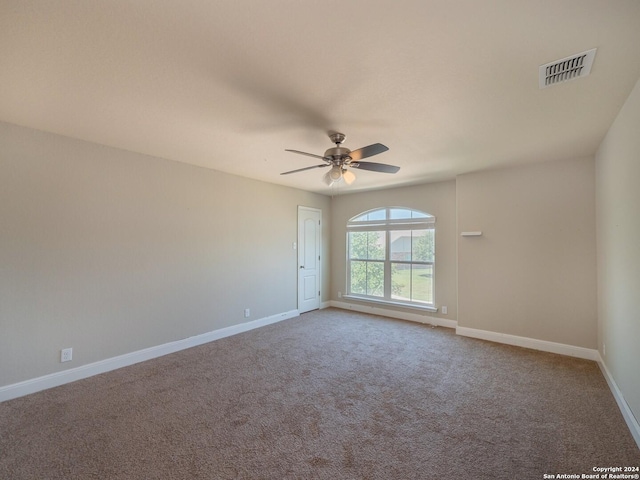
top-left (329, 165), bottom-right (342, 181)
top-left (342, 169), bottom-right (356, 185)
top-left (323, 170), bottom-right (336, 186)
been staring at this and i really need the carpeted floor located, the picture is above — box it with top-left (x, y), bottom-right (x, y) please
top-left (1, 308), bottom-right (638, 479)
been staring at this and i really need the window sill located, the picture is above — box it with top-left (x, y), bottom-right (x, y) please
top-left (342, 295), bottom-right (438, 313)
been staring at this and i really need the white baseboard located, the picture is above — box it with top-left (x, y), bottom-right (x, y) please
top-left (455, 326), bottom-right (599, 361)
top-left (329, 300), bottom-right (458, 329)
top-left (0, 309), bottom-right (299, 403)
top-left (597, 355), bottom-right (640, 450)
top-left (331, 301), bottom-right (597, 361)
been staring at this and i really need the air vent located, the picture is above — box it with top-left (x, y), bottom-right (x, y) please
top-left (539, 48), bottom-right (597, 89)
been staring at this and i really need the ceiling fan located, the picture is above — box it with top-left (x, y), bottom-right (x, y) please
top-left (281, 132), bottom-right (400, 186)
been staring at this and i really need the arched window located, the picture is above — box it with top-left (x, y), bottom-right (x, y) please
top-left (346, 207), bottom-right (435, 308)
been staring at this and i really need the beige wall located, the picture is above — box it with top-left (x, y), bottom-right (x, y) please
top-left (596, 77), bottom-right (640, 423)
top-left (330, 181), bottom-right (457, 321)
top-left (0, 122), bottom-right (330, 386)
top-left (457, 157), bottom-right (597, 348)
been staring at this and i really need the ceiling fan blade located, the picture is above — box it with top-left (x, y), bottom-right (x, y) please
top-left (350, 161), bottom-right (400, 174)
top-left (348, 143), bottom-right (389, 161)
top-left (285, 149), bottom-right (330, 162)
top-left (281, 164), bottom-right (329, 175)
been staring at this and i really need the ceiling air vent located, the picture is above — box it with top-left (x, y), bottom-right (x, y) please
top-left (539, 48), bottom-right (597, 89)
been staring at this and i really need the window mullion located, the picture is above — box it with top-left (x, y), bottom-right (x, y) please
top-left (384, 230), bottom-right (391, 299)
top-left (409, 229), bottom-right (413, 302)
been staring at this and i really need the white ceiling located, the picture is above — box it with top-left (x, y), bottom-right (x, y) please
top-left (1, 1), bottom-right (640, 195)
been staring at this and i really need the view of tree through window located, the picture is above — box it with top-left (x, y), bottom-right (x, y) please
top-left (348, 231), bottom-right (385, 297)
top-left (347, 208), bottom-right (435, 307)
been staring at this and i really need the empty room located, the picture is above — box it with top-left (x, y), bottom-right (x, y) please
top-left (1, 1), bottom-right (639, 478)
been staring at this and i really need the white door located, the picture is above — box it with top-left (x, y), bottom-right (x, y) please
top-left (298, 206), bottom-right (321, 313)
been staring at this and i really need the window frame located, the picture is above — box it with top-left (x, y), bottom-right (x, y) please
top-left (345, 207), bottom-right (436, 311)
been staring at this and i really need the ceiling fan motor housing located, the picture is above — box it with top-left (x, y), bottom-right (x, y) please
top-left (324, 146), bottom-right (351, 164)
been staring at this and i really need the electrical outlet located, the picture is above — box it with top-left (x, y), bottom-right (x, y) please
top-left (244, 308), bottom-right (250, 318)
top-left (442, 306), bottom-right (448, 315)
top-left (603, 344), bottom-right (606, 356)
top-left (61, 348), bottom-right (73, 363)
top-left (338, 291), bottom-right (342, 298)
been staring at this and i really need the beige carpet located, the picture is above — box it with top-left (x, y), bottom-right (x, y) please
top-left (1, 308), bottom-right (638, 479)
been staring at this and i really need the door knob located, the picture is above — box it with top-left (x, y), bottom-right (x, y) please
top-left (300, 265), bottom-right (305, 269)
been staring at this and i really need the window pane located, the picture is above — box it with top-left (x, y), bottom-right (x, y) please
top-left (350, 260), bottom-right (384, 297)
top-left (390, 208), bottom-right (412, 219)
top-left (349, 260), bottom-right (367, 295)
top-left (412, 229), bottom-right (434, 262)
top-left (411, 264), bottom-right (433, 303)
top-left (349, 232), bottom-right (368, 259)
top-left (367, 262), bottom-right (384, 297)
top-left (361, 209), bottom-right (385, 221)
top-left (367, 231), bottom-right (385, 260)
top-left (391, 263), bottom-right (410, 301)
top-left (349, 231), bottom-right (385, 260)
top-left (349, 208), bottom-right (432, 225)
top-left (390, 264), bottom-right (434, 304)
top-left (390, 230), bottom-right (411, 261)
